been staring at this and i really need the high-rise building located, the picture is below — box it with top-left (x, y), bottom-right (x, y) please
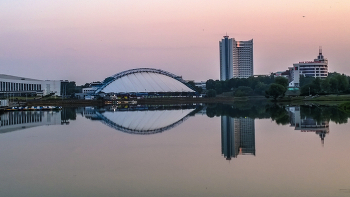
top-left (219, 36), bottom-right (253, 80)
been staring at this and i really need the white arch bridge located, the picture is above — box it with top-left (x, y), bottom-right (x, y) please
top-left (95, 68), bottom-right (195, 94)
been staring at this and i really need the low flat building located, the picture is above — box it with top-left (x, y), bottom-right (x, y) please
top-left (194, 81), bottom-right (206, 90)
top-left (0, 74), bottom-right (61, 97)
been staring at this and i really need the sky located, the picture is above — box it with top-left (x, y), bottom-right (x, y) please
top-left (1, 0), bottom-right (350, 85)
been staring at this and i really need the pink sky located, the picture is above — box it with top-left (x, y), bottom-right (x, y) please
top-left (1, 0), bottom-right (350, 84)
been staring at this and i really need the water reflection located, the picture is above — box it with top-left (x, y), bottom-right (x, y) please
top-left (288, 106), bottom-right (329, 144)
top-left (221, 116), bottom-right (255, 160)
top-left (0, 108), bottom-right (76, 133)
top-left (0, 104), bottom-right (349, 196)
top-left (79, 105), bottom-right (201, 135)
top-left (1, 104), bottom-right (347, 138)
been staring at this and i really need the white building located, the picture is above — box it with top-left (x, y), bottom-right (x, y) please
top-left (289, 48), bottom-right (328, 87)
top-left (0, 74), bottom-right (61, 97)
top-left (220, 35), bottom-right (253, 80)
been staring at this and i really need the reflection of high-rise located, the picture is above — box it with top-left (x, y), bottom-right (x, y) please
top-left (221, 116), bottom-right (255, 160)
top-left (288, 107), bottom-right (329, 144)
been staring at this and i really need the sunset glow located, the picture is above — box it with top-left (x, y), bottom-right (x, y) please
top-left (1, 0), bottom-right (349, 84)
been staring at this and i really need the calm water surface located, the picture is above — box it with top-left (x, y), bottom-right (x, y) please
top-left (0, 104), bottom-right (350, 197)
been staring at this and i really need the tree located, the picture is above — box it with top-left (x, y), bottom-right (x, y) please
top-left (103, 77), bottom-right (114, 84)
top-left (234, 86), bottom-right (254, 97)
top-left (207, 89), bottom-right (216, 98)
top-left (254, 82), bottom-right (269, 95)
top-left (337, 74), bottom-right (349, 92)
top-left (266, 83), bottom-right (286, 101)
top-left (320, 78), bottom-right (330, 93)
top-left (311, 77), bottom-right (321, 93)
top-left (206, 79), bottom-right (215, 90)
top-left (300, 75), bottom-right (314, 87)
top-left (82, 83), bottom-right (90, 88)
top-left (214, 80), bottom-right (223, 94)
top-left (329, 77), bottom-right (339, 93)
top-left (275, 77), bottom-right (288, 88)
top-left (300, 84), bottom-right (317, 96)
top-left (187, 81), bottom-right (203, 94)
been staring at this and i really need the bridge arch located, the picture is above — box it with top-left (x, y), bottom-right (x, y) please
top-left (95, 68), bottom-right (195, 94)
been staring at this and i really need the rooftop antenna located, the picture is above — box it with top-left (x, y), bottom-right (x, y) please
top-left (224, 32), bottom-right (229, 38)
top-left (317, 46), bottom-right (324, 60)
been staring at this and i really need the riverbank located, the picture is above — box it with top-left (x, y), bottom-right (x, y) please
top-left (277, 94), bottom-right (350, 106)
top-left (25, 99), bottom-right (104, 106)
top-left (4, 94), bottom-right (350, 107)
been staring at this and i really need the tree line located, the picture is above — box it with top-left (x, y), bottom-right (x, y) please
top-left (206, 103), bottom-right (350, 125)
top-left (205, 75), bottom-right (289, 100)
top-left (300, 72), bottom-right (350, 95)
top-left (204, 72), bottom-right (350, 99)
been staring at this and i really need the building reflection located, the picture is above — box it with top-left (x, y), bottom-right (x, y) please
top-left (0, 109), bottom-right (73, 133)
top-left (221, 116), bottom-right (255, 160)
top-left (288, 106), bottom-right (329, 144)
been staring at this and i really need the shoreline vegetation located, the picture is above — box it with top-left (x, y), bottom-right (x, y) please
top-left (18, 94), bottom-right (350, 106)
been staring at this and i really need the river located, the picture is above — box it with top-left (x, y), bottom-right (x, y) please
top-left (0, 104), bottom-right (349, 197)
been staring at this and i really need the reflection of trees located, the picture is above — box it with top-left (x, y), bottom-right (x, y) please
top-left (265, 105), bottom-right (290, 125)
top-left (206, 101), bottom-right (288, 125)
top-left (206, 102), bottom-right (272, 119)
top-left (301, 105), bottom-right (348, 124)
top-left (206, 102), bottom-right (350, 125)
top-left (61, 107), bottom-right (77, 121)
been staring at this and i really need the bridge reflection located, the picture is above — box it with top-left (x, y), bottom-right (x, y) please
top-left (80, 105), bottom-right (201, 135)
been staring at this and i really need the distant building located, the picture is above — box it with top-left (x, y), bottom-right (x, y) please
top-left (220, 35), bottom-right (253, 80)
top-left (0, 74), bottom-right (62, 97)
top-left (194, 81), bottom-right (206, 90)
top-left (289, 48), bottom-right (328, 87)
top-left (75, 82), bottom-right (103, 100)
top-left (82, 82), bottom-right (103, 94)
top-left (275, 70), bottom-right (290, 78)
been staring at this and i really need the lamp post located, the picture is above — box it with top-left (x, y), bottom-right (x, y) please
top-left (309, 86), bottom-right (311, 96)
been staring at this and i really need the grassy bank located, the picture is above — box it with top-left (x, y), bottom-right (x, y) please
top-left (13, 94), bottom-right (350, 107)
top-left (25, 99), bottom-right (104, 106)
top-left (276, 94), bottom-right (350, 106)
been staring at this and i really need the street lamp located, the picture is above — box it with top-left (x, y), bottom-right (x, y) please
top-left (309, 86), bottom-right (311, 96)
